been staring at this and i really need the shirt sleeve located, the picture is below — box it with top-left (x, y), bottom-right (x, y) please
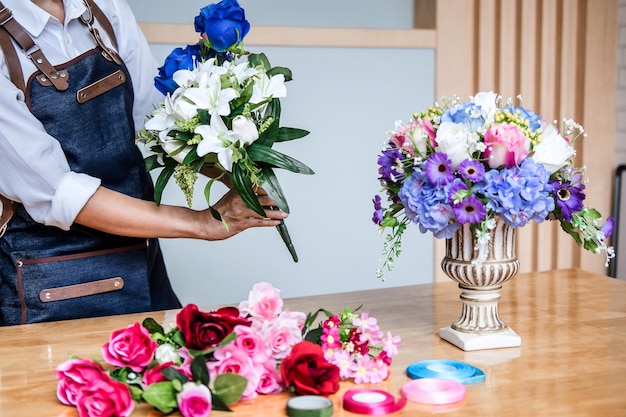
top-left (0, 59), bottom-right (101, 230)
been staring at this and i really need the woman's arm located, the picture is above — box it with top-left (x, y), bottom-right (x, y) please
top-left (75, 186), bottom-right (287, 241)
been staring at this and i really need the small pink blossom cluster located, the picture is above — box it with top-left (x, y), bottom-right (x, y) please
top-left (208, 282), bottom-right (306, 400)
top-left (320, 309), bottom-right (401, 384)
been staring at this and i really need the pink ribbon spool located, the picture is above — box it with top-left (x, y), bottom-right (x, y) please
top-left (401, 378), bottom-right (466, 405)
top-left (342, 389), bottom-right (407, 415)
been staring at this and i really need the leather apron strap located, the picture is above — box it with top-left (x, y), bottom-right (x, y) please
top-left (0, 2), bottom-right (69, 91)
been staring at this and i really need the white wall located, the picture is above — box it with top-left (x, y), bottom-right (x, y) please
top-left (128, 1), bottom-right (436, 306)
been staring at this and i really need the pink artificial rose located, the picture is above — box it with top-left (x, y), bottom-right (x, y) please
top-left (56, 359), bottom-right (109, 406)
top-left (102, 322), bottom-right (157, 372)
top-left (142, 361), bottom-right (193, 386)
top-left (256, 359), bottom-right (283, 394)
top-left (483, 123), bottom-right (530, 168)
top-left (238, 282), bottom-right (283, 320)
top-left (208, 345), bottom-right (263, 400)
top-left (177, 382), bottom-right (212, 417)
top-left (232, 324), bottom-right (271, 364)
top-left (76, 376), bottom-right (134, 417)
top-left (264, 311), bottom-right (305, 360)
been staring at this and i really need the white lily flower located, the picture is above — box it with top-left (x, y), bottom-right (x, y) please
top-left (250, 72), bottom-right (287, 110)
top-left (223, 58), bottom-right (260, 85)
top-left (195, 113), bottom-right (236, 171)
top-left (161, 139), bottom-right (193, 164)
top-left (183, 72), bottom-right (238, 117)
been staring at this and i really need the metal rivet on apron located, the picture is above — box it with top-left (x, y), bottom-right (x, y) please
top-left (118, 74), bottom-right (123, 80)
top-left (60, 72), bottom-right (67, 78)
top-left (36, 58), bottom-right (43, 64)
top-left (44, 292), bottom-right (51, 300)
top-left (49, 71), bottom-right (59, 80)
top-left (114, 279), bottom-right (121, 287)
top-left (80, 92), bottom-right (86, 99)
top-left (15, 260), bottom-right (22, 267)
top-left (40, 76), bottom-right (47, 82)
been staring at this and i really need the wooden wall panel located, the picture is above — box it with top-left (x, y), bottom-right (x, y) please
top-left (434, 0), bottom-right (618, 279)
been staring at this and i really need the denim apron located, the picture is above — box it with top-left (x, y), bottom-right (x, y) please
top-left (0, 4), bottom-right (180, 325)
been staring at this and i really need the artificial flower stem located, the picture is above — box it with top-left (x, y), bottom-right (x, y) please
top-left (272, 207), bottom-right (298, 262)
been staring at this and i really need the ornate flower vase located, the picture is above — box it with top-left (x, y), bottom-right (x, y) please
top-left (438, 218), bottom-right (522, 351)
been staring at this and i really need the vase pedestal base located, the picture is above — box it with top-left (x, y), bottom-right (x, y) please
top-left (439, 326), bottom-right (521, 351)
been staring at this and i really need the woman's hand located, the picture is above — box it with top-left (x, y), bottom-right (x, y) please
top-left (200, 188), bottom-right (288, 240)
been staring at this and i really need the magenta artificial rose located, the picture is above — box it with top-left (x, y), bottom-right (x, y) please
top-left (483, 123), bottom-right (530, 168)
top-left (102, 322), bottom-right (157, 372)
top-left (142, 361), bottom-right (193, 386)
top-left (177, 382), bottom-right (212, 417)
top-left (56, 359), bottom-right (109, 406)
top-left (76, 377), bottom-right (134, 417)
top-left (232, 324), bottom-right (271, 363)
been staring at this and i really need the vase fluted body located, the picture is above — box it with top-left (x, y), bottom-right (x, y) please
top-left (439, 218), bottom-right (522, 350)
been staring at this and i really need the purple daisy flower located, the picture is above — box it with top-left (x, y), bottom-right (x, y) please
top-left (372, 195), bottom-right (383, 225)
top-left (424, 152), bottom-right (454, 185)
top-left (550, 180), bottom-right (585, 222)
top-left (458, 159), bottom-right (485, 182)
top-left (453, 195), bottom-right (487, 224)
top-left (377, 149), bottom-right (405, 183)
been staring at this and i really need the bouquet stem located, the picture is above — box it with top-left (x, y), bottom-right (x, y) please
top-left (272, 207), bottom-right (298, 262)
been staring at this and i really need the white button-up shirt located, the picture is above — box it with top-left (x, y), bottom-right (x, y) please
top-left (0, 0), bottom-right (163, 230)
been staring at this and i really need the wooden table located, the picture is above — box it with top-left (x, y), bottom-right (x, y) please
top-left (1, 268), bottom-right (625, 416)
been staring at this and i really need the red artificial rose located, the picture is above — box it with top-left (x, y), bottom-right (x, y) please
top-left (280, 341), bottom-right (340, 396)
top-left (101, 322), bottom-right (157, 372)
top-left (142, 361), bottom-right (192, 386)
top-left (176, 304), bottom-right (251, 350)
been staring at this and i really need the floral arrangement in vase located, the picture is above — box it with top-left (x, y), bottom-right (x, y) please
top-left (138, 0), bottom-right (313, 262)
top-left (372, 91), bottom-right (615, 277)
top-left (55, 282), bottom-right (400, 417)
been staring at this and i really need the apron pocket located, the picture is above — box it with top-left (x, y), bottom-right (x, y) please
top-left (15, 243), bottom-right (152, 324)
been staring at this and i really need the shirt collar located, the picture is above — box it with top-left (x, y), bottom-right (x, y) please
top-left (2, 0), bottom-right (87, 37)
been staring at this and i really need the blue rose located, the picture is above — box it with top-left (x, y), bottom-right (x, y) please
top-left (154, 44), bottom-right (201, 95)
top-left (194, 0), bottom-right (250, 52)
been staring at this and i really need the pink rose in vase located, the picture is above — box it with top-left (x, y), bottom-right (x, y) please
top-left (102, 322), bottom-right (157, 372)
top-left (483, 123), bottom-right (530, 168)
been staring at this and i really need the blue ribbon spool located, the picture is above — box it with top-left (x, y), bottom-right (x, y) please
top-left (406, 359), bottom-right (485, 384)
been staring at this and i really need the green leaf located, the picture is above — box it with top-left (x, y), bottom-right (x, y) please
top-left (247, 144), bottom-right (314, 175)
top-left (197, 108), bottom-right (210, 125)
top-left (142, 382), bottom-right (178, 414)
top-left (304, 327), bottom-right (323, 344)
top-left (276, 127), bottom-right (310, 142)
top-left (255, 118), bottom-right (280, 148)
top-left (161, 367), bottom-right (190, 385)
top-left (142, 317), bottom-right (164, 336)
top-left (231, 162), bottom-right (265, 217)
top-left (128, 384), bottom-right (144, 402)
top-left (181, 148), bottom-right (199, 165)
top-left (229, 82), bottom-right (254, 115)
top-left (264, 98), bottom-right (281, 121)
top-left (259, 167), bottom-right (288, 213)
top-left (144, 154), bottom-right (162, 171)
top-left (170, 329), bottom-right (186, 348)
top-left (154, 161), bottom-right (176, 206)
top-left (191, 355), bottom-right (210, 386)
top-left (248, 52), bottom-right (271, 71)
top-left (267, 66), bottom-right (293, 82)
top-left (212, 373), bottom-right (247, 405)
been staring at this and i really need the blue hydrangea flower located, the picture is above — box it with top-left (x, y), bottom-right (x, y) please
top-left (399, 170), bottom-right (459, 238)
top-left (481, 159), bottom-right (554, 227)
top-left (441, 102), bottom-right (486, 133)
top-left (506, 105), bottom-right (542, 132)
